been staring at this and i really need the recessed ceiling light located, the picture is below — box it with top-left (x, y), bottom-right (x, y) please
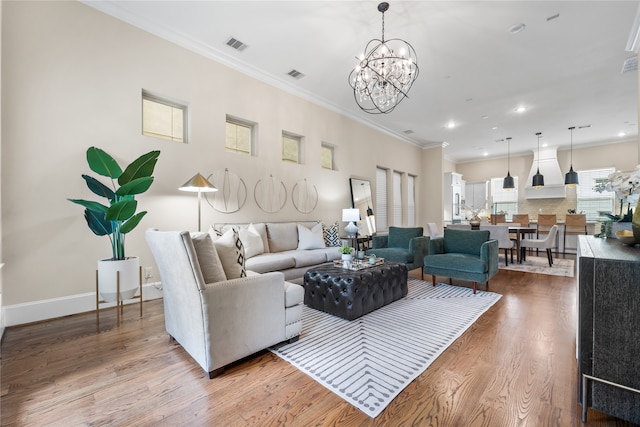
top-left (483, 152), bottom-right (489, 156)
top-left (542, 143), bottom-right (548, 148)
top-left (509, 23), bottom-right (526, 34)
top-left (618, 131), bottom-right (627, 137)
top-left (481, 115), bottom-right (489, 119)
top-left (446, 121), bottom-right (456, 129)
top-left (515, 106), bottom-right (526, 113)
top-left (491, 126), bottom-right (498, 130)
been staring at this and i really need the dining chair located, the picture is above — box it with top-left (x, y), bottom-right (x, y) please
top-left (536, 214), bottom-right (557, 255)
top-left (491, 214), bottom-right (506, 225)
top-left (480, 224), bottom-right (514, 265)
top-left (520, 225), bottom-right (559, 267)
top-left (512, 214), bottom-right (530, 227)
top-left (563, 213), bottom-right (587, 253)
top-left (427, 222), bottom-right (443, 239)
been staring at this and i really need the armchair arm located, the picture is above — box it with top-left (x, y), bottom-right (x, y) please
top-left (200, 271), bottom-right (286, 369)
top-left (429, 237), bottom-right (445, 255)
top-left (409, 236), bottom-right (430, 265)
top-left (480, 239), bottom-right (499, 277)
top-left (371, 235), bottom-right (388, 249)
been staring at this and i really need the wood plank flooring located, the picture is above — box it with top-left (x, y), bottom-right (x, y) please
top-left (1, 266), bottom-right (636, 426)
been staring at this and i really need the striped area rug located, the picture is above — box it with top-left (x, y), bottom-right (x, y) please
top-left (270, 279), bottom-right (502, 417)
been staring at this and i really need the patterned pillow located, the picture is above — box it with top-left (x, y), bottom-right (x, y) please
top-left (213, 228), bottom-right (246, 279)
top-left (323, 222), bottom-right (341, 247)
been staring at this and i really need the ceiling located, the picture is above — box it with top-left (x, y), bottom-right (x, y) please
top-left (84, 1), bottom-right (640, 163)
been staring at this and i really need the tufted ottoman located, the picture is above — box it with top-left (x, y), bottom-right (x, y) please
top-left (303, 262), bottom-right (408, 320)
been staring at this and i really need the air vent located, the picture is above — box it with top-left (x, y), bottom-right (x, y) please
top-left (403, 129), bottom-right (414, 134)
top-left (578, 124), bottom-right (592, 129)
top-left (622, 56), bottom-right (638, 73)
top-left (225, 37), bottom-right (247, 51)
top-left (546, 13), bottom-right (560, 22)
top-left (287, 69), bottom-right (304, 79)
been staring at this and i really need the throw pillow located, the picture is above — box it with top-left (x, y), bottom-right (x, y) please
top-left (213, 228), bottom-right (247, 279)
top-left (323, 221), bottom-right (341, 247)
top-left (239, 224), bottom-right (265, 259)
top-left (297, 223), bottom-right (326, 250)
top-left (190, 232), bottom-right (227, 284)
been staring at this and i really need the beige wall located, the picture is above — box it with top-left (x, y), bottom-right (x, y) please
top-left (1, 1), bottom-right (424, 308)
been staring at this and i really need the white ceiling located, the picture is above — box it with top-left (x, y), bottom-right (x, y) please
top-left (84, 0), bottom-right (640, 163)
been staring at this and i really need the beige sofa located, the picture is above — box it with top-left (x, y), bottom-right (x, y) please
top-left (213, 221), bottom-right (343, 281)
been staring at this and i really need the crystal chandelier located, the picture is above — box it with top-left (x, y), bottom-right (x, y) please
top-left (348, 2), bottom-right (419, 114)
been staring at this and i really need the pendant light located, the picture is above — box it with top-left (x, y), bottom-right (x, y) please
top-left (503, 137), bottom-right (515, 189)
top-left (564, 126), bottom-right (579, 186)
top-left (532, 132), bottom-right (544, 188)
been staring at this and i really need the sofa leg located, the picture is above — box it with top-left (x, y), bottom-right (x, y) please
top-left (286, 335), bottom-right (300, 344)
top-left (449, 278), bottom-right (452, 285)
top-left (472, 282), bottom-right (477, 294)
top-left (432, 275), bottom-right (437, 287)
top-left (208, 367), bottom-right (225, 379)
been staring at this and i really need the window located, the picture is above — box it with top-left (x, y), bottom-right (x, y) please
top-left (142, 91), bottom-right (187, 142)
top-left (393, 171), bottom-right (403, 226)
top-left (490, 177), bottom-right (518, 219)
top-left (577, 168), bottom-right (615, 221)
top-left (282, 132), bottom-right (301, 163)
top-left (376, 167), bottom-right (388, 231)
top-left (225, 116), bottom-right (255, 155)
top-left (407, 175), bottom-right (416, 226)
top-left (321, 143), bottom-right (334, 170)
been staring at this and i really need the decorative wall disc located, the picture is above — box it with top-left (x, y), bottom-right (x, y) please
top-left (254, 174), bottom-right (287, 213)
top-left (292, 179), bottom-right (318, 214)
top-left (205, 169), bottom-right (247, 213)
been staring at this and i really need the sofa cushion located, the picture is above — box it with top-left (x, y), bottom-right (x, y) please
top-left (388, 226), bottom-right (424, 249)
top-left (443, 229), bottom-right (490, 256)
top-left (190, 232), bottom-right (227, 283)
top-left (291, 249), bottom-right (328, 267)
top-left (266, 222), bottom-right (298, 252)
top-left (213, 228), bottom-right (247, 279)
top-left (365, 247), bottom-right (413, 264)
top-left (322, 221), bottom-right (341, 247)
top-left (245, 252), bottom-right (296, 274)
top-left (297, 223), bottom-right (326, 250)
top-left (422, 253), bottom-right (488, 274)
top-left (284, 281), bottom-right (304, 307)
top-left (239, 224), bottom-right (265, 259)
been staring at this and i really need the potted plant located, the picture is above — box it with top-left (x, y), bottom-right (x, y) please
top-left (339, 244), bottom-right (354, 262)
top-left (69, 147), bottom-right (160, 302)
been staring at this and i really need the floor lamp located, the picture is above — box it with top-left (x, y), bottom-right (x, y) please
top-left (179, 173), bottom-right (218, 232)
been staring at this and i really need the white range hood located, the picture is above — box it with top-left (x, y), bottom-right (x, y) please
top-left (524, 147), bottom-right (567, 199)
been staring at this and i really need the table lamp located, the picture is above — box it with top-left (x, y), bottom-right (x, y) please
top-left (342, 208), bottom-right (360, 237)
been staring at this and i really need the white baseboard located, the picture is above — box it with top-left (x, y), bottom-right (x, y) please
top-left (4, 282), bottom-right (163, 327)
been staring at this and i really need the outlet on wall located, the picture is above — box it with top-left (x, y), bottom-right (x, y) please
top-left (144, 267), bottom-right (153, 279)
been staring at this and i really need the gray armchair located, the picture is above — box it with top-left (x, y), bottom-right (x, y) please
top-left (366, 226), bottom-right (429, 276)
top-left (422, 228), bottom-right (499, 294)
top-left (146, 230), bottom-right (304, 378)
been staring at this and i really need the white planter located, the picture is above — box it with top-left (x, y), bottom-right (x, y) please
top-left (97, 257), bottom-right (140, 302)
top-left (341, 254), bottom-right (353, 262)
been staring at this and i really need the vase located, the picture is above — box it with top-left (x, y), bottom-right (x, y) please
top-left (97, 257), bottom-right (140, 302)
top-left (633, 199), bottom-right (640, 243)
top-left (341, 253), bottom-right (352, 262)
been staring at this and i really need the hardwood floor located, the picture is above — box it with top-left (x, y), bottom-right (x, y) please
top-left (1, 267), bottom-right (636, 426)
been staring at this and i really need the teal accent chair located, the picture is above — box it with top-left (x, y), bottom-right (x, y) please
top-left (366, 226), bottom-right (429, 277)
top-left (422, 228), bottom-right (499, 294)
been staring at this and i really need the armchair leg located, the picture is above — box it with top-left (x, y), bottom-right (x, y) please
top-left (208, 367), bottom-right (225, 379)
top-left (472, 282), bottom-right (477, 294)
top-left (432, 275), bottom-right (437, 287)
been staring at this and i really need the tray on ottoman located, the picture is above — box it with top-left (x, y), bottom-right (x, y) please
top-left (303, 261), bottom-right (408, 320)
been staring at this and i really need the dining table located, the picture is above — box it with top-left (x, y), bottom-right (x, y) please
top-left (508, 226), bottom-right (537, 263)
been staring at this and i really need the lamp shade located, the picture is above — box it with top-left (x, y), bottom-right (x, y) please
top-left (503, 172), bottom-right (515, 189)
top-left (532, 169), bottom-right (545, 188)
top-left (342, 208), bottom-right (360, 222)
top-left (179, 173), bottom-right (218, 193)
top-left (565, 166), bottom-right (579, 186)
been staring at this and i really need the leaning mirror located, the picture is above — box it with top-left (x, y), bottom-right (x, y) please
top-left (349, 178), bottom-right (377, 236)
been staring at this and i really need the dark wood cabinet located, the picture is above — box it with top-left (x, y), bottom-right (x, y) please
top-left (577, 235), bottom-right (640, 424)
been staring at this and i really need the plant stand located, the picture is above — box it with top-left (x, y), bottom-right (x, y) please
top-left (96, 266), bottom-right (142, 328)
